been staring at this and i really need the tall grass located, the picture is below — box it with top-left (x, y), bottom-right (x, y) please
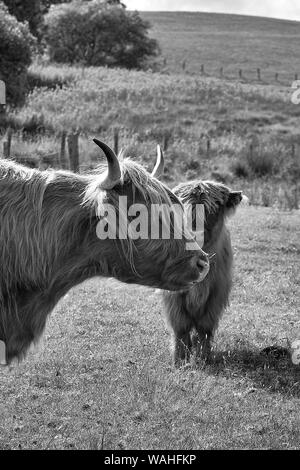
top-left (2, 63), bottom-right (299, 210)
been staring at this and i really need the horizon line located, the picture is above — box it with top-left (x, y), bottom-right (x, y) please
top-left (128, 9), bottom-right (300, 24)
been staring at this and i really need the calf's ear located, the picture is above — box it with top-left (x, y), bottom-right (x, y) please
top-left (226, 191), bottom-right (243, 209)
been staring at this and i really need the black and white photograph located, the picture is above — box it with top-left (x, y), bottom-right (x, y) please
top-left (0, 0), bottom-right (299, 452)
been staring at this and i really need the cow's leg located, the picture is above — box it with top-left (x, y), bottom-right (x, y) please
top-left (3, 290), bottom-right (52, 364)
top-left (173, 329), bottom-right (193, 367)
top-left (192, 326), bottom-right (213, 361)
top-left (192, 293), bottom-right (225, 362)
top-left (163, 292), bottom-right (193, 367)
top-left (6, 331), bottom-right (35, 364)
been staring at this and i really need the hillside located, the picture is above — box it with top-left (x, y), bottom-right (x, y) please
top-left (142, 12), bottom-right (300, 82)
top-left (1, 11), bottom-right (300, 209)
top-left (5, 63), bottom-right (299, 208)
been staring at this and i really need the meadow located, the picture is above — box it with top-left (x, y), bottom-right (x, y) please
top-left (0, 11), bottom-right (299, 450)
top-left (0, 206), bottom-right (299, 449)
top-left (143, 12), bottom-right (300, 83)
top-left (1, 13), bottom-right (299, 207)
top-left (1, 62), bottom-right (300, 207)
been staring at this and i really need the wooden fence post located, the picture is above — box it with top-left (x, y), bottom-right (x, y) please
top-left (3, 142), bottom-right (9, 158)
top-left (0, 104), bottom-right (5, 118)
top-left (275, 73), bottom-right (279, 82)
top-left (239, 69), bottom-right (243, 79)
top-left (7, 128), bottom-right (12, 153)
top-left (201, 64), bottom-right (205, 75)
top-left (113, 128), bottom-right (119, 155)
top-left (249, 142), bottom-right (254, 160)
top-left (257, 68), bottom-right (261, 81)
top-left (163, 133), bottom-right (170, 152)
top-left (60, 130), bottom-right (68, 169)
top-left (291, 143), bottom-right (295, 159)
top-left (220, 67), bottom-right (223, 78)
top-left (294, 186), bottom-right (299, 210)
top-left (206, 138), bottom-right (211, 157)
top-left (68, 132), bottom-right (80, 173)
top-left (3, 128), bottom-right (12, 158)
top-left (0, 80), bottom-right (6, 118)
top-left (295, 73), bottom-right (298, 81)
top-left (182, 60), bottom-right (186, 71)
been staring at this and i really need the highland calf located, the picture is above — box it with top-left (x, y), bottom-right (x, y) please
top-left (162, 180), bottom-right (243, 366)
top-left (0, 140), bottom-right (209, 365)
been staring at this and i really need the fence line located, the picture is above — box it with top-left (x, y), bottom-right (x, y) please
top-left (0, 129), bottom-right (121, 172)
top-left (161, 57), bottom-right (299, 84)
top-left (1, 130), bottom-right (78, 171)
top-left (1, 128), bottom-right (299, 176)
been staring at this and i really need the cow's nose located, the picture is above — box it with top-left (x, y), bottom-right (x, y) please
top-left (196, 253), bottom-right (210, 281)
top-left (197, 252), bottom-right (209, 270)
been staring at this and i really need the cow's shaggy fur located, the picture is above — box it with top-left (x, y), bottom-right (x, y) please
top-left (162, 180), bottom-right (243, 366)
top-left (0, 157), bottom-right (207, 364)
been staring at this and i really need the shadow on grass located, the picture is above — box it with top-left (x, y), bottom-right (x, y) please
top-left (204, 347), bottom-right (300, 398)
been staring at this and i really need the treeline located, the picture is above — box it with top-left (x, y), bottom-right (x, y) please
top-left (0, 0), bottom-right (159, 105)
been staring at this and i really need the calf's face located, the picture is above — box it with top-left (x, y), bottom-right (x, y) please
top-left (173, 181), bottom-right (243, 253)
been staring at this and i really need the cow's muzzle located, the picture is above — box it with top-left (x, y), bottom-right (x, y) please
top-left (195, 256), bottom-right (210, 282)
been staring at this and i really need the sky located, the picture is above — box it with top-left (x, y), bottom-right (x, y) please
top-left (124, 0), bottom-right (300, 22)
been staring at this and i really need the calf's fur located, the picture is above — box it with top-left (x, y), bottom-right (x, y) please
top-left (163, 181), bottom-right (243, 366)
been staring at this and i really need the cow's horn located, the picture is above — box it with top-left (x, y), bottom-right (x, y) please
top-left (93, 138), bottom-right (121, 189)
top-left (151, 145), bottom-right (164, 178)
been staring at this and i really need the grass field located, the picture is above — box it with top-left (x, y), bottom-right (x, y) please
top-left (4, 63), bottom-right (299, 208)
top-left (0, 206), bottom-right (299, 450)
top-left (143, 12), bottom-right (300, 83)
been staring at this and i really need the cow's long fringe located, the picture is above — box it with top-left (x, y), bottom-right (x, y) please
top-left (83, 157), bottom-right (177, 276)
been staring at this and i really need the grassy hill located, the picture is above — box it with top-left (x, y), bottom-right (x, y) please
top-left (142, 12), bottom-right (300, 83)
top-left (2, 12), bottom-right (300, 208)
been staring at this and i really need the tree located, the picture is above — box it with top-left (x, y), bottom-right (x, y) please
top-left (106, 0), bottom-right (126, 7)
top-left (2, 0), bottom-right (44, 39)
top-left (41, 0), bottom-right (125, 10)
top-left (0, 3), bottom-right (36, 105)
top-left (44, 0), bottom-right (159, 68)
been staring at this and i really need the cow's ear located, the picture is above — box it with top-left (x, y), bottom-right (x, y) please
top-left (226, 191), bottom-right (243, 209)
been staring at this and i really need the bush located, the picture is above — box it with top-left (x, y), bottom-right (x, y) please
top-left (27, 66), bottom-right (74, 91)
top-left (246, 149), bottom-right (276, 177)
top-left (180, 157), bottom-right (200, 173)
top-left (2, 0), bottom-right (44, 39)
top-left (231, 160), bottom-right (249, 178)
top-left (0, 3), bottom-right (36, 106)
top-left (232, 140), bottom-right (286, 179)
top-left (44, 0), bottom-right (160, 68)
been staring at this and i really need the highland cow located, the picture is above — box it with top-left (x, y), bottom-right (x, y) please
top-left (162, 180), bottom-right (243, 366)
top-left (0, 140), bottom-right (209, 365)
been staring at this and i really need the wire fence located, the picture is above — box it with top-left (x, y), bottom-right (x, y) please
top-left (161, 58), bottom-right (299, 86)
